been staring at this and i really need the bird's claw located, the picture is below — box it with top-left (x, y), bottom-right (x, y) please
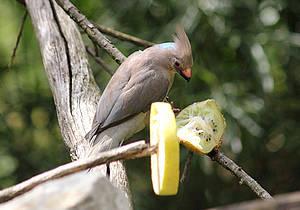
top-left (173, 108), bottom-right (181, 114)
top-left (169, 101), bottom-right (181, 114)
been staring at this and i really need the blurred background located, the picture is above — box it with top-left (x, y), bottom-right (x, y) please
top-left (1, 0), bottom-right (300, 209)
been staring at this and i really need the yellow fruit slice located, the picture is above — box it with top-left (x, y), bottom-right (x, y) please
top-left (176, 99), bottom-right (226, 154)
top-left (150, 102), bottom-right (179, 196)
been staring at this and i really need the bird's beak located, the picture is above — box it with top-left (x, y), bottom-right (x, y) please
top-left (178, 68), bottom-right (191, 82)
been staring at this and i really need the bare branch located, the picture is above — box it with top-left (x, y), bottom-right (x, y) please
top-left (207, 149), bottom-right (273, 200)
top-left (180, 151), bottom-right (193, 183)
top-left (0, 141), bottom-right (156, 203)
top-left (85, 45), bottom-right (114, 76)
top-left (8, 11), bottom-right (28, 70)
top-left (93, 23), bottom-right (155, 47)
top-left (92, 41), bottom-right (99, 56)
top-left (55, 0), bottom-right (126, 65)
top-left (208, 191), bottom-right (300, 210)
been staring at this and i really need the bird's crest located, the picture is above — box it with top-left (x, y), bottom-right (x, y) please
top-left (173, 27), bottom-right (193, 67)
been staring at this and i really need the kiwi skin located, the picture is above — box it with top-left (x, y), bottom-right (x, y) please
top-left (176, 99), bottom-right (226, 155)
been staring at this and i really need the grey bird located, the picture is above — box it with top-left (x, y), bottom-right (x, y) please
top-left (85, 27), bottom-right (193, 149)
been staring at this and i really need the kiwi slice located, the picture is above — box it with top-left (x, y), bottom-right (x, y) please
top-left (176, 99), bottom-right (226, 154)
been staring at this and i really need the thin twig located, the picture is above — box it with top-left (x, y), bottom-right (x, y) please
top-left (8, 11), bottom-right (27, 70)
top-left (180, 151), bottom-right (193, 183)
top-left (0, 141), bottom-right (156, 203)
top-left (93, 23), bottom-right (155, 47)
top-left (55, 0), bottom-right (126, 65)
top-left (85, 45), bottom-right (114, 75)
top-left (16, 0), bottom-right (25, 5)
top-left (207, 148), bottom-right (273, 200)
top-left (92, 41), bottom-right (99, 56)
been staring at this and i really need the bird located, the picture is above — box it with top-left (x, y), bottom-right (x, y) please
top-left (85, 27), bottom-right (193, 150)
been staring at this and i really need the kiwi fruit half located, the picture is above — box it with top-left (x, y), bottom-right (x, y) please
top-left (176, 99), bottom-right (226, 154)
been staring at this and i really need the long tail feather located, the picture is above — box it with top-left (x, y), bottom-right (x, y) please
top-left (85, 123), bottom-right (100, 143)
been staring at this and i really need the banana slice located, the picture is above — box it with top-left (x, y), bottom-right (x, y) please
top-left (176, 99), bottom-right (226, 154)
top-left (150, 102), bottom-right (179, 196)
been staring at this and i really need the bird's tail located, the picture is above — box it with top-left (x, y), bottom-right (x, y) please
top-left (85, 123), bottom-right (101, 143)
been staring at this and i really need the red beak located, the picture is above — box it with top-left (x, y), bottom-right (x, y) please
top-left (183, 68), bottom-right (191, 78)
top-left (179, 68), bottom-right (191, 82)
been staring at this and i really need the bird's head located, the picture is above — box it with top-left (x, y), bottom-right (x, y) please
top-left (158, 27), bottom-right (193, 82)
top-left (172, 27), bottom-right (193, 82)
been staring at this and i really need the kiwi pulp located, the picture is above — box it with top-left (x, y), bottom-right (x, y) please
top-left (176, 99), bottom-right (226, 154)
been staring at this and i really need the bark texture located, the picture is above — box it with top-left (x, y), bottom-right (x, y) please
top-left (25, 0), bottom-right (132, 204)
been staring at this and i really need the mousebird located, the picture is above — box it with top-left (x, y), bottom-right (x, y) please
top-left (85, 27), bottom-right (193, 150)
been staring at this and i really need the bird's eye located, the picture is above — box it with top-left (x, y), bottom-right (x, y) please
top-left (174, 61), bottom-right (180, 67)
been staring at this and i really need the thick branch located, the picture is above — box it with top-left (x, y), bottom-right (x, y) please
top-left (55, 0), bottom-right (126, 64)
top-left (26, 0), bottom-right (97, 158)
top-left (93, 24), bottom-right (155, 47)
top-left (25, 0), bottom-right (133, 204)
top-left (208, 149), bottom-right (273, 200)
top-left (0, 141), bottom-right (156, 203)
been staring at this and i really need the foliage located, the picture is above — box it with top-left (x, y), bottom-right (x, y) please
top-left (0, 0), bottom-right (300, 209)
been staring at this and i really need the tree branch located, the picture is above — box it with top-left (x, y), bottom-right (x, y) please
top-left (16, 0), bottom-right (25, 5)
top-left (93, 23), bottom-right (155, 47)
top-left (207, 191), bottom-right (300, 210)
top-left (55, 0), bottom-right (126, 65)
top-left (0, 141), bottom-right (156, 203)
top-left (180, 151), bottom-right (193, 183)
top-left (208, 149), bottom-right (273, 200)
top-left (85, 45), bottom-right (114, 76)
top-left (8, 11), bottom-right (28, 70)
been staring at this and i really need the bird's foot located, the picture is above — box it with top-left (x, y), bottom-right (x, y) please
top-left (170, 101), bottom-right (181, 114)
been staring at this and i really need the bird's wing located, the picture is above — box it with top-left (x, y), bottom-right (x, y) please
top-left (85, 51), bottom-right (139, 142)
top-left (101, 68), bottom-right (170, 129)
top-left (85, 52), bottom-right (170, 141)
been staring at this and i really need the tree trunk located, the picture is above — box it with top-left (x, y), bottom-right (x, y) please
top-left (25, 0), bottom-right (132, 205)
